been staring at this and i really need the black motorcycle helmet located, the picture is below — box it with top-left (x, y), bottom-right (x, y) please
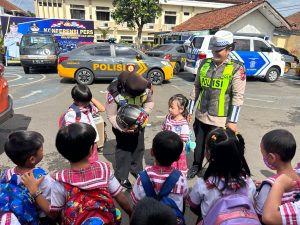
top-left (116, 104), bottom-right (148, 131)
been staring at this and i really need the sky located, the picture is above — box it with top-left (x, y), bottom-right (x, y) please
top-left (7, 0), bottom-right (300, 17)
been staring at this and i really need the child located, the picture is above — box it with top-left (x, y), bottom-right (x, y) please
top-left (62, 84), bottom-right (105, 162)
top-left (131, 131), bottom-right (188, 222)
top-left (0, 131), bottom-right (53, 224)
top-left (262, 174), bottom-right (300, 225)
top-left (162, 94), bottom-right (190, 176)
top-left (188, 128), bottom-right (256, 220)
top-left (255, 129), bottom-right (300, 216)
top-left (130, 197), bottom-right (177, 225)
top-left (22, 123), bottom-right (132, 225)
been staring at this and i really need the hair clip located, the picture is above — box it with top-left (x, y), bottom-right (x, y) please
top-left (211, 135), bottom-right (217, 141)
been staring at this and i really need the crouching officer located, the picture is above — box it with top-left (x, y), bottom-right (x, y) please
top-left (106, 72), bottom-right (154, 189)
top-left (187, 30), bottom-right (246, 179)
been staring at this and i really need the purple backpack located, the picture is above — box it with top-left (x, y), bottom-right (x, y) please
top-left (201, 186), bottom-right (261, 225)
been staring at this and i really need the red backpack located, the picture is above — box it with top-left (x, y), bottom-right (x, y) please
top-left (63, 183), bottom-right (120, 225)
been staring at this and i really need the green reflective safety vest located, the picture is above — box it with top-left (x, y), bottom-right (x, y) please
top-left (197, 58), bottom-right (237, 117)
top-left (116, 89), bottom-right (149, 107)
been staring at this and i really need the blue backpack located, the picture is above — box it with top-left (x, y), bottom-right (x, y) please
top-left (0, 168), bottom-right (47, 225)
top-left (139, 170), bottom-right (186, 225)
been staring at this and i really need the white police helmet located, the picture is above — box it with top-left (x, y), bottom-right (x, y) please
top-left (212, 30), bottom-right (234, 52)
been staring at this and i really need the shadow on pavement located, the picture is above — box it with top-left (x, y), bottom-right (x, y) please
top-left (0, 114), bottom-right (31, 155)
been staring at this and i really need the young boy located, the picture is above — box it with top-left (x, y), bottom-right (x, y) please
top-left (131, 130), bottom-right (188, 213)
top-left (130, 197), bottom-right (177, 225)
top-left (62, 84), bottom-right (105, 162)
top-left (1, 131), bottom-right (53, 224)
top-left (255, 129), bottom-right (300, 216)
top-left (262, 174), bottom-right (300, 225)
top-left (22, 123), bottom-right (132, 224)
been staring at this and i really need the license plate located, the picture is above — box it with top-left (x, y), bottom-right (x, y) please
top-left (34, 60), bottom-right (44, 64)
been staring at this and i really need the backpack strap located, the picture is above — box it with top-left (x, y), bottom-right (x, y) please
top-left (69, 104), bottom-right (81, 122)
top-left (139, 171), bottom-right (157, 198)
top-left (258, 174), bottom-right (280, 192)
top-left (158, 170), bottom-right (181, 198)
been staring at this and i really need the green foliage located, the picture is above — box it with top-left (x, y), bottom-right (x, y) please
top-left (112, 0), bottom-right (162, 28)
top-left (112, 0), bottom-right (162, 44)
top-left (97, 27), bottom-right (111, 40)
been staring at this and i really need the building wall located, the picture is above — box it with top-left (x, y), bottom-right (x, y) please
top-left (273, 34), bottom-right (300, 58)
top-left (34, 0), bottom-right (230, 43)
top-left (226, 10), bottom-right (275, 38)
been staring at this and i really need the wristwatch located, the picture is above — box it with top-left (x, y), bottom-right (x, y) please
top-left (30, 190), bottom-right (43, 203)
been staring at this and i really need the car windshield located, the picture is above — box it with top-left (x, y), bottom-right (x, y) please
top-left (152, 45), bottom-right (173, 51)
top-left (21, 35), bottom-right (54, 46)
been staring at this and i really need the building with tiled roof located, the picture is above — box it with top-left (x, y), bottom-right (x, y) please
top-left (286, 11), bottom-right (300, 31)
top-left (0, 0), bottom-right (30, 17)
top-left (172, 0), bottom-right (290, 36)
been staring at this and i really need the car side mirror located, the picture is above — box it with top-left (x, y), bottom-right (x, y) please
top-left (136, 54), bottom-right (142, 60)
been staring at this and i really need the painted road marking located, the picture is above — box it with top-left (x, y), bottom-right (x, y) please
top-left (9, 74), bottom-right (46, 87)
top-left (99, 91), bottom-right (108, 94)
top-left (21, 90), bottom-right (42, 99)
top-left (5, 74), bottom-right (22, 82)
top-left (245, 97), bottom-right (274, 103)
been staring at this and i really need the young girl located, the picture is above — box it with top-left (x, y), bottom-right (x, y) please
top-left (63, 84), bottom-right (105, 163)
top-left (188, 128), bottom-right (256, 221)
top-left (162, 94), bottom-right (190, 176)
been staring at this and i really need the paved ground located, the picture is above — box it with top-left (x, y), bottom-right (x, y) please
top-left (0, 66), bottom-right (300, 224)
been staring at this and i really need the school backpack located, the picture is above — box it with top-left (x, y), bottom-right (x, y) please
top-left (58, 104), bottom-right (82, 128)
top-left (139, 170), bottom-right (186, 225)
top-left (201, 186), bottom-right (261, 225)
top-left (0, 168), bottom-right (47, 225)
top-left (63, 183), bottom-right (120, 225)
top-left (259, 174), bottom-right (300, 204)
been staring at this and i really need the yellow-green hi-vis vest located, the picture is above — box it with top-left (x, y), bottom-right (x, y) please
top-left (197, 59), bottom-right (235, 117)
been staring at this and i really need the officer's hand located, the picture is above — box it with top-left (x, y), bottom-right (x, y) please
top-left (187, 114), bottom-right (193, 124)
top-left (122, 128), bottom-right (136, 134)
top-left (226, 122), bottom-right (237, 132)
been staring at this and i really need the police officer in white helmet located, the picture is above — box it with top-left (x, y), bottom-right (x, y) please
top-left (187, 30), bottom-right (246, 179)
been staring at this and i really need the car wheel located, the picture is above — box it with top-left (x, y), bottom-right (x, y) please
top-left (75, 68), bottom-right (94, 85)
top-left (23, 66), bottom-right (30, 74)
top-left (265, 67), bottom-right (280, 82)
top-left (284, 63), bottom-right (291, 73)
top-left (148, 69), bottom-right (164, 85)
top-left (174, 62), bottom-right (180, 75)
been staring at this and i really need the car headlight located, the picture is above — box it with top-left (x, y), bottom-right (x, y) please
top-left (161, 61), bottom-right (171, 67)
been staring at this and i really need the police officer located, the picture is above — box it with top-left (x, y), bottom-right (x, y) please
top-left (106, 72), bottom-right (154, 189)
top-left (187, 30), bottom-right (246, 179)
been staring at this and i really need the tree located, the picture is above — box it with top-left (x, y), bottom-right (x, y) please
top-left (112, 0), bottom-right (162, 46)
top-left (97, 27), bottom-right (110, 41)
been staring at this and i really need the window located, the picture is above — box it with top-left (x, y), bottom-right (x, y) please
top-left (115, 47), bottom-right (138, 57)
top-left (70, 4), bottom-right (85, 20)
top-left (165, 11), bottom-right (176, 24)
top-left (94, 46), bottom-right (111, 56)
top-left (234, 39), bottom-right (250, 51)
top-left (184, 12), bottom-right (190, 16)
top-left (96, 7), bottom-right (110, 21)
top-left (38, 2), bottom-right (42, 6)
top-left (48, 2), bottom-right (52, 6)
top-left (53, 2), bottom-right (57, 7)
top-left (42, 0), bottom-right (47, 6)
top-left (254, 40), bottom-right (270, 52)
top-left (58, 3), bottom-right (62, 7)
top-left (176, 46), bottom-right (185, 53)
top-left (193, 37), bottom-right (204, 49)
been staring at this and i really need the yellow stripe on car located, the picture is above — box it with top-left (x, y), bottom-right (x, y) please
top-left (161, 65), bottom-right (173, 80)
top-left (136, 60), bottom-right (148, 75)
top-left (57, 64), bottom-right (77, 78)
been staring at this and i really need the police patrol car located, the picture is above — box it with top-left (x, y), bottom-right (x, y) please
top-left (57, 43), bottom-right (173, 85)
top-left (184, 34), bottom-right (285, 82)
